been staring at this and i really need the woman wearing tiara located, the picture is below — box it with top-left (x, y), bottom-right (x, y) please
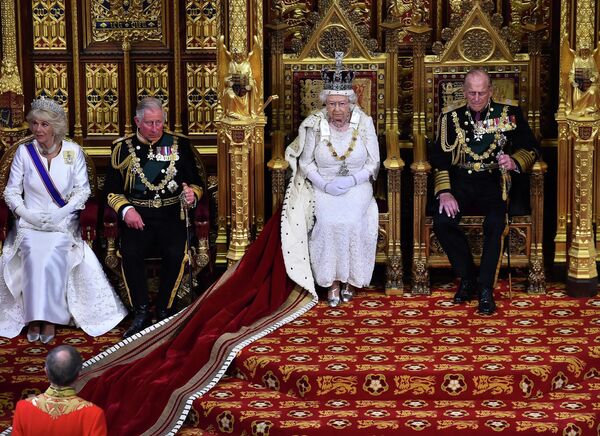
top-left (283, 55), bottom-right (380, 306)
top-left (0, 97), bottom-right (127, 343)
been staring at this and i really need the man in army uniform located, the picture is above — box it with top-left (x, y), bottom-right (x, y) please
top-left (105, 97), bottom-right (203, 338)
top-left (431, 69), bottom-right (539, 315)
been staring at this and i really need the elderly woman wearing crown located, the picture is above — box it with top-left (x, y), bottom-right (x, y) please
top-left (0, 97), bottom-right (126, 343)
top-left (282, 53), bottom-right (380, 307)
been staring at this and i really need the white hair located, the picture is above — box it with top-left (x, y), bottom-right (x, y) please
top-left (319, 90), bottom-right (358, 105)
top-left (136, 97), bottom-right (167, 121)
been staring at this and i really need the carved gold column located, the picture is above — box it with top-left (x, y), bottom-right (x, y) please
top-left (0, 0), bottom-right (28, 150)
top-left (173, 0), bottom-right (183, 133)
top-left (523, 17), bottom-right (547, 294)
top-left (554, 1), bottom-right (571, 268)
top-left (122, 37), bottom-right (133, 135)
top-left (217, 120), bottom-right (256, 265)
top-left (566, 121), bottom-right (599, 296)
top-left (266, 21), bottom-right (289, 211)
top-left (407, 23), bottom-right (432, 295)
top-left (381, 20), bottom-right (405, 295)
top-left (70, 0), bottom-right (82, 143)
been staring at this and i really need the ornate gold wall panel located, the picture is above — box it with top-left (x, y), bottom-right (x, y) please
top-left (85, 63), bottom-right (119, 136)
top-left (186, 62), bottom-right (218, 135)
top-left (185, 0), bottom-right (219, 49)
top-left (135, 63), bottom-right (170, 117)
top-left (33, 63), bottom-right (69, 112)
top-left (88, 0), bottom-right (164, 44)
top-left (32, 0), bottom-right (67, 50)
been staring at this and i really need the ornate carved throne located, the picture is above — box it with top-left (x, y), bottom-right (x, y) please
top-left (410, 2), bottom-right (547, 295)
top-left (267, 1), bottom-right (405, 294)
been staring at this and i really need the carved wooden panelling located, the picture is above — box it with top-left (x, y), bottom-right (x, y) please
top-left (85, 63), bottom-right (119, 135)
top-left (34, 63), bottom-right (69, 113)
top-left (32, 0), bottom-right (67, 50)
top-left (136, 63), bottom-right (170, 118)
top-left (186, 62), bottom-right (218, 135)
top-left (185, 0), bottom-right (219, 49)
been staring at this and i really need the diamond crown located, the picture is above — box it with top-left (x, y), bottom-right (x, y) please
top-left (30, 97), bottom-right (65, 116)
top-left (321, 51), bottom-right (355, 91)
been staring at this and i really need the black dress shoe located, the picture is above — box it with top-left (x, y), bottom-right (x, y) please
top-left (478, 287), bottom-right (497, 315)
top-left (155, 308), bottom-right (170, 323)
top-left (123, 305), bottom-right (150, 338)
top-left (453, 278), bottom-right (476, 304)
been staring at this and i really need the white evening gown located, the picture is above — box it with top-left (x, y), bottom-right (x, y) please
top-left (299, 114), bottom-right (380, 288)
top-left (0, 140), bottom-right (127, 338)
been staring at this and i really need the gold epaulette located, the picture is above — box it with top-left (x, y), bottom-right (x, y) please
top-left (441, 100), bottom-right (466, 114)
top-left (112, 133), bottom-right (135, 145)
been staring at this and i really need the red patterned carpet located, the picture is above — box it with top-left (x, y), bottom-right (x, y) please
top-left (2, 280), bottom-right (600, 435)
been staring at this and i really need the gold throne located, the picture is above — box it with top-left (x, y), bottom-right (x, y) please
top-left (267, 2), bottom-right (404, 294)
top-left (410, 2), bottom-right (547, 295)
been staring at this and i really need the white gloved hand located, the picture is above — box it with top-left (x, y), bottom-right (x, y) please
top-left (324, 179), bottom-right (349, 196)
top-left (15, 206), bottom-right (50, 229)
top-left (47, 205), bottom-right (74, 223)
top-left (333, 176), bottom-right (355, 190)
top-left (351, 169), bottom-right (371, 186)
top-left (307, 170), bottom-right (328, 192)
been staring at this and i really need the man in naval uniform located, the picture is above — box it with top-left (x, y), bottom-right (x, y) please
top-left (431, 69), bottom-right (539, 315)
top-left (105, 97), bottom-right (203, 338)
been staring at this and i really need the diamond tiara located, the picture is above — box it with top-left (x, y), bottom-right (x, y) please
top-left (30, 97), bottom-right (65, 116)
top-left (321, 51), bottom-right (355, 91)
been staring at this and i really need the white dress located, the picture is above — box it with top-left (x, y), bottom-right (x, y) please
top-left (298, 108), bottom-right (380, 288)
top-left (0, 140), bottom-right (127, 338)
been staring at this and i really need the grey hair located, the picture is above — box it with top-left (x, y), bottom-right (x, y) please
top-left (26, 108), bottom-right (68, 145)
top-left (463, 68), bottom-right (493, 90)
top-left (45, 345), bottom-right (83, 387)
top-left (319, 90), bottom-right (358, 105)
top-left (136, 97), bottom-right (167, 122)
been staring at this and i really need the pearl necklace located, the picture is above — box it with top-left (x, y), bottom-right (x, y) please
top-left (37, 142), bottom-right (58, 156)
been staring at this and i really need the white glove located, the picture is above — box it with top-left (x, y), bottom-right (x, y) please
top-left (351, 169), bottom-right (371, 186)
top-left (307, 171), bottom-right (350, 196)
top-left (307, 170), bottom-right (328, 192)
top-left (333, 176), bottom-right (355, 190)
top-left (47, 205), bottom-right (75, 223)
top-left (15, 206), bottom-right (50, 229)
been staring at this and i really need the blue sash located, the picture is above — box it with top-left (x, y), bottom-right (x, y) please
top-left (25, 142), bottom-right (67, 208)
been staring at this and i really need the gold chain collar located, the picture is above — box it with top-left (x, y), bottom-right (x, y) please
top-left (126, 137), bottom-right (178, 194)
top-left (325, 128), bottom-right (359, 161)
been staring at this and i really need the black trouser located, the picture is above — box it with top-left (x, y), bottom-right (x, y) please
top-left (433, 169), bottom-right (507, 289)
top-left (120, 205), bottom-right (187, 311)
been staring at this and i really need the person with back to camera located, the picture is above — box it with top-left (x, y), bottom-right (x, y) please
top-left (11, 345), bottom-right (107, 435)
top-left (0, 97), bottom-right (127, 343)
top-left (431, 68), bottom-right (539, 315)
top-left (287, 52), bottom-right (380, 307)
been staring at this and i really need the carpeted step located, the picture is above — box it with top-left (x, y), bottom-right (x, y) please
top-left (184, 375), bottom-right (600, 435)
top-left (233, 289), bottom-right (600, 403)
